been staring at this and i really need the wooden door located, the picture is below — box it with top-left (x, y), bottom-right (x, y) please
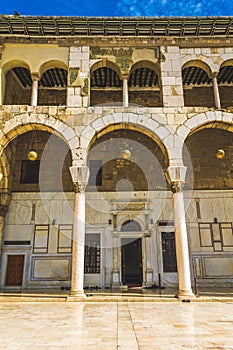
top-left (121, 238), bottom-right (142, 287)
top-left (5, 255), bottom-right (24, 286)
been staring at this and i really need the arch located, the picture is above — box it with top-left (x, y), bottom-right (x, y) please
top-left (180, 111), bottom-right (233, 142)
top-left (83, 116), bottom-right (169, 164)
top-left (220, 59), bottom-right (233, 69)
top-left (90, 59), bottom-right (121, 78)
top-left (0, 114), bottom-right (78, 162)
top-left (121, 220), bottom-right (142, 232)
top-left (39, 60), bottom-right (68, 77)
top-left (181, 58), bottom-right (214, 77)
top-left (3, 61), bottom-right (32, 105)
top-left (37, 61), bottom-right (68, 106)
top-left (0, 152), bottom-right (10, 191)
top-left (128, 60), bottom-right (161, 107)
top-left (129, 60), bottom-right (159, 76)
top-left (182, 60), bottom-right (214, 108)
top-left (90, 60), bottom-right (122, 106)
top-left (2, 60), bottom-right (31, 75)
top-left (183, 122), bottom-right (233, 190)
top-left (85, 118), bottom-right (170, 191)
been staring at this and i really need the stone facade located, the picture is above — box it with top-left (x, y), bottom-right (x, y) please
top-left (0, 16), bottom-right (233, 297)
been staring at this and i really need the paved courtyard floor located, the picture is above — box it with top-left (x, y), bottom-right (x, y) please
top-left (1, 301), bottom-right (233, 349)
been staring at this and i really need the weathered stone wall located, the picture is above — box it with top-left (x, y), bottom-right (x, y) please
top-left (183, 87), bottom-right (215, 107)
top-left (38, 89), bottom-right (66, 106)
top-left (219, 86), bottom-right (233, 108)
top-left (90, 89), bottom-right (122, 106)
top-left (129, 90), bottom-right (162, 107)
top-left (8, 131), bottom-right (73, 192)
top-left (4, 71), bottom-right (31, 105)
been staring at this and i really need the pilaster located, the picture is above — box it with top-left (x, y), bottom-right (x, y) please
top-left (160, 46), bottom-right (184, 107)
top-left (67, 46), bottom-right (90, 107)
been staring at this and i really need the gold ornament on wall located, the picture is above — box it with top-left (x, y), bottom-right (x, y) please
top-left (28, 150), bottom-right (38, 161)
top-left (215, 149), bottom-right (225, 159)
top-left (121, 149), bottom-right (131, 159)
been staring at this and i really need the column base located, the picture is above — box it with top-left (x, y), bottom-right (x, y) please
top-left (175, 289), bottom-right (196, 301)
top-left (67, 290), bottom-right (86, 301)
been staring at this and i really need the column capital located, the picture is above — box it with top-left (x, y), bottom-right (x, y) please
top-left (31, 73), bottom-right (40, 81)
top-left (171, 181), bottom-right (184, 193)
top-left (167, 166), bottom-right (186, 193)
top-left (210, 71), bottom-right (219, 79)
top-left (69, 165), bottom-right (89, 193)
top-left (73, 182), bottom-right (87, 193)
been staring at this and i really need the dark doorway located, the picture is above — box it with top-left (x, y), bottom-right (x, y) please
top-left (5, 255), bottom-right (24, 286)
top-left (162, 232), bottom-right (177, 272)
top-left (121, 238), bottom-right (142, 287)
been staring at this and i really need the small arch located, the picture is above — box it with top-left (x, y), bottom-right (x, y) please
top-left (38, 60), bottom-right (68, 106)
top-left (182, 60), bottom-right (214, 108)
top-left (3, 60), bottom-right (32, 105)
top-left (39, 60), bottom-right (68, 77)
top-left (2, 60), bottom-right (31, 75)
top-left (90, 59), bottom-right (121, 77)
top-left (129, 60), bottom-right (159, 76)
top-left (121, 220), bottom-right (142, 232)
top-left (218, 60), bottom-right (233, 108)
top-left (90, 60), bottom-right (122, 106)
top-left (128, 60), bottom-right (161, 107)
top-left (182, 60), bottom-right (212, 78)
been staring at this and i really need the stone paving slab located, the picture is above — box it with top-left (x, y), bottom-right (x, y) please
top-left (1, 301), bottom-right (233, 349)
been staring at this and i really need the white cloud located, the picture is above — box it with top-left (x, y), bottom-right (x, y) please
top-left (116, 0), bottom-right (233, 16)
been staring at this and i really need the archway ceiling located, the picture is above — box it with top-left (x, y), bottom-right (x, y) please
top-left (12, 67), bottom-right (67, 88)
top-left (91, 67), bottom-right (121, 87)
top-left (129, 68), bottom-right (158, 87)
top-left (182, 66), bottom-right (233, 86)
top-left (91, 67), bottom-right (158, 87)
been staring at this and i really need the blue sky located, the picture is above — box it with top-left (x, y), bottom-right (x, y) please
top-left (1, 0), bottom-right (233, 16)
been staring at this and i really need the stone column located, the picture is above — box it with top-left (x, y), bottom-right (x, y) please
top-left (168, 166), bottom-right (195, 299)
top-left (123, 78), bottom-right (129, 107)
top-left (111, 232), bottom-right (120, 288)
top-left (212, 72), bottom-right (221, 109)
top-left (144, 229), bottom-right (153, 287)
top-left (69, 165), bottom-right (89, 300)
top-left (30, 74), bottom-right (39, 107)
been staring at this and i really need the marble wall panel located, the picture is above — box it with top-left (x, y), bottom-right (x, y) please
top-left (204, 256), bottom-right (233, 277)
top-left (33, 258), bottom-right (70, 280)
top-left (3, 224), bottom-right (34, 241)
